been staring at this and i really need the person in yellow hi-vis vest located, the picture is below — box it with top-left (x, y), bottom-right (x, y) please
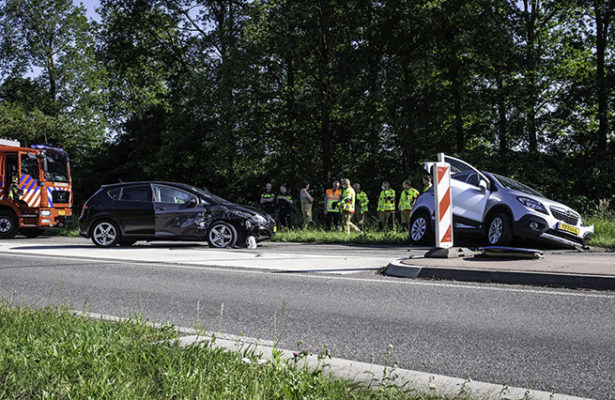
top-left (338, 178), bottom-right (360, 234)
top-left (399, 180), bottom-right (420, 230)
top-left (352, 183), bottom-right (369, 230)
top-left (422, 174), bottom-right (433, 193)
top-left (377, 181), bottom-right (396, 231)
top-left (324, 180), bottom-right (341, 231)
top-left (7, 176), bottom-right (20, 201)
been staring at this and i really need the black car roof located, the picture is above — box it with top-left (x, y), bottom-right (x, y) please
top-left (102, 181), bottom-right (199, 191)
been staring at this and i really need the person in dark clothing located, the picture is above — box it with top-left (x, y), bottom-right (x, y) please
top-left (260, 183), bottom-right (276, 216)
top-left (276, 184), bottom-right (293, 229)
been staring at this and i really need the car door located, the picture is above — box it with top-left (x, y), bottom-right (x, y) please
top-left (152, 184), bottom-right (210, 239)
top-left (444, 156), bottom-right (490, 225)
top-left (112, 184), bottom-right (155, 236)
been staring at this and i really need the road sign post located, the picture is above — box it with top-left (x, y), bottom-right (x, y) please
top-left (433, 153), bottom-right (453, 249)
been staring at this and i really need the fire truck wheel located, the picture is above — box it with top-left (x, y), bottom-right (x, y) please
top-left (21, 228), bottom-right (44, 238)
top-left (0, 210), bottom-right (18, 239)
top-left (91, 220), bottom-right (121, 248)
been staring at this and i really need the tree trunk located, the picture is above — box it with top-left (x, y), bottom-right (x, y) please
top-left (317, 1), bottom-right (332, 183)
top-left (496, 75), bottom-right (508, 156)
top-left (594, 0), bottom-right (609, 153)
top-left (524, 0), bottom-right (538, 152)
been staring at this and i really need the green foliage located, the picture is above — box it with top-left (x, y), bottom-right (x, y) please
top-left (1, 0), bottom-right (614, 209)
top-left (0, 303), bottom-right (446, 399)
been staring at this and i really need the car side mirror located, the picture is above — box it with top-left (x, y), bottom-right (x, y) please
top-left (479, 179), bottom-right (488, 194)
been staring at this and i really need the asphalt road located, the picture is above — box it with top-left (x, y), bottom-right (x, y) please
top-left (0, 248), bottom-right (614, 399)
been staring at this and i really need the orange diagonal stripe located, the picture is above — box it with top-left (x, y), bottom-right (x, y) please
top-left (442, 224), bottom-right (452, 243)
top-left (437, 166), bottom-right (447, 184)
top-left (439, 187), bottom-right (450, 220)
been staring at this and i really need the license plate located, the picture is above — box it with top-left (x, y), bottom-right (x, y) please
top-left (273, 226), bottom-right (277, 233)
top-left (558, 222), bottom-right (580, 235)
top-left (58, 210), bottom-right (66, 216)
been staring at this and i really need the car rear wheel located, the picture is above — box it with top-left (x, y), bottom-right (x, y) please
top-left (91, 220), bottom-right (121, 248)
top-left (207, 221), bottom-right (237, 248)
top-left (410, 211), bottom-right (433, 245)
top-left (0, 210), bottom-right (18, 239)
top-left (486, 212), bottom-right (512, 246)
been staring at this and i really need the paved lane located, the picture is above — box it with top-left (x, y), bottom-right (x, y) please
top-left (0, 252), bottom-right (613, 399)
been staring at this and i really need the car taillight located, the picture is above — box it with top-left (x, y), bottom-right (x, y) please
top-left (80, 203), bottom-right (88, 217)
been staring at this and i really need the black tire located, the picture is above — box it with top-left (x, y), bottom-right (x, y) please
top-left (21, 228), bottom-right (44, 238)
top-left (90, 219), bottom-right (121, 248)
top-left (409, 211), bottom-right (434, 245)
top-left (119, 240), bottom-right (137, 247)
top-left (486, 212), bottom-right (513, 246)
top-left (0, 210), bottom-right (18, 239)
top-left (207, 221), bottom-right (238, 248)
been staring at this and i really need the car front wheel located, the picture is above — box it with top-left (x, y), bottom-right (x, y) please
top-left (91, 220), bottom-right (121, 248)
top-left (486, 212), bottom-right (513, 246)
top-left (207, 221), bottom-right (238, 248)
top-left (410, 211), bottom-right (433, 245)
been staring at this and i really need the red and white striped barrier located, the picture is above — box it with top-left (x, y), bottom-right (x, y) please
top-left (433, 153), bottom-right (453, 248)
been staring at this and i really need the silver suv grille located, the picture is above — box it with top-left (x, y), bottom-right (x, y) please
top-left (550, 207), bottom-right (579, 225)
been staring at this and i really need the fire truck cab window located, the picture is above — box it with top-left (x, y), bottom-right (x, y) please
top-left (45, 152), bottom-right (70, 182)
top-left (21, 154), bottom-right (39, 179)
top-left (120, 186), bottom-right (152, 202)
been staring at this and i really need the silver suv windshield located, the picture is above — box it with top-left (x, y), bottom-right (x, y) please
top-left (493, 174), bottom-right (543, 198)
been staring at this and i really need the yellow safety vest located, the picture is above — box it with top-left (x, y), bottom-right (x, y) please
top-left (338, 187), bottom-right (355, 213)
top-left (377, 189), bottom-right (396, 212)
top-left (325, 188), bottom-right (341, 212)
top-left (399, 188), bottom-right (419, 211)
top-left (356, 191), bottom-right (369, 213)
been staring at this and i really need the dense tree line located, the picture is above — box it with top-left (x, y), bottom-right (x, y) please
top-left (1, 0), bottom-right (614, 215)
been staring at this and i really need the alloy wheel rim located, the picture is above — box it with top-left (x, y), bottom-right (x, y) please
top-left (209, 224), bottom-right (233, 247)
top-left (93, 222), bottom-right (117, 246)
top-left (0, 217), bottom-right (12, 233)
top-left (411, 217), bottom-right (426, 241)
top-left (488, 217), bottom-right (503, 244)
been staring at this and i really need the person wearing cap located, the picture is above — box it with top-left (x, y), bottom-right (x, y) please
top-left (338, 178), bottom-right (360, 233)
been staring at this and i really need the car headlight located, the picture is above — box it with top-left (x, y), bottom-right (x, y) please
top-left (252, 214), bottom-right (267, 224)
top-left (40, 210), bottom-right (52, 217)
top-left (517, 197), bottom-right (548, 214)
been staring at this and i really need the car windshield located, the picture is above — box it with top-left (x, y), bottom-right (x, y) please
top-left (45, 151), bottom-right (70, 182)
top-left (186, 186), bottom-right (233, 205)
top-left (492, 174), bottom-right (543, 198)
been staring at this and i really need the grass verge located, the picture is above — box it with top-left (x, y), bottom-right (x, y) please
top-left (0, 303), bottom-right (447, 399)
top-left (587, 216), bottom-right (615, 249)
top-left (271, 229), bottom-right (410, 246)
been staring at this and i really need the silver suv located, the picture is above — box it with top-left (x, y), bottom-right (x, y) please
top-left (409, 155), bottom-right (594, 249)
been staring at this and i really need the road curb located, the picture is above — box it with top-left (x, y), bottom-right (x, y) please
top-left (74, 310), bottom-right (589, 400)
top-left (383, 259), bottom-right (615, 290)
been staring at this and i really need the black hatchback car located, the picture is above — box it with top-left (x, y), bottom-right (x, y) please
top-left (79, 182), bottom-right (276, 248)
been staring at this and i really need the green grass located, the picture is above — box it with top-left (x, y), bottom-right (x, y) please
top-left (0, 303), bottom-right (448, 400)
top-left (272, 229), bottom-right (410, 246)
top-left (587, 216), bottom-right (615, 249)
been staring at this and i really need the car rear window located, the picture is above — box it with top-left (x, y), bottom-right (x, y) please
top-left (107, 188), bottom-right (121, 199)
top-left (120, 185), bottom-right (152, 202)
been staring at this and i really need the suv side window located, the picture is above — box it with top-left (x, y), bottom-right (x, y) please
top-left (120, 185), bottom-right (152, 202)
top-left (466, 173), bottom-right (479, 186)
top-left (153, 185), bottom-right (197, 204)
top-left (107, 188), bottom-right (121, 199)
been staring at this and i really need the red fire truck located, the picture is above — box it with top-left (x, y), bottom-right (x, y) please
top-left (0, 139), bottom-right (72, 238)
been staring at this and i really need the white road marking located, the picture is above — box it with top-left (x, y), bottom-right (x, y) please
top-left (2, 251), bottom-right (614, 299)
